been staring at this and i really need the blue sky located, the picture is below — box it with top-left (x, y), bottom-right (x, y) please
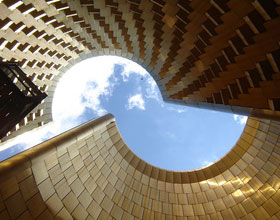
top-left (0, 56), bottom-right (247, 170)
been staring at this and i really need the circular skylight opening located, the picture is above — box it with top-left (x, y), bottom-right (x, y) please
top-left (52, 55), bottom-right (247, 171)
top-left (0, 55), bottom-right (247, 168)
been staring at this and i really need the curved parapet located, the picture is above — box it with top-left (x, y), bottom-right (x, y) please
top-left (0, 114), bottom-right (279, 219)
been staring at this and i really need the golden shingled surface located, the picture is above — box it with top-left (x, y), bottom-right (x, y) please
top-left (1, 1), bottom-right (280, 218)
top-left (0, 115), bottom-right (280, 219)
top-left (0, 0), bottom-right (280, 140)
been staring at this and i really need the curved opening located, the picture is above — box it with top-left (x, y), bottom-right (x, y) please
top-left (52, 55), bottom-right (247, 171)
top-left (0, 56), bottom-right (247, 171)
top-left (107, 116), bottom-right (260, 183)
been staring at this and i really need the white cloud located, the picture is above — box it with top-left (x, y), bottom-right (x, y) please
top-left (200, 155), bottom-right (219, 168)
top-left (166, 106), bottom-right (187, 113)
top-left (126, 94), bottom-right (145, 110)
top-left (201, 160), bottom-right (214, 167)
top-left (0, 55), bottom-right (152, 155)
top-left (52, 55), bottom-right (152, 120)
top-left (0, 121), bottom-right (60, 152)
top-left (52, 56), bottom-right (116, 120)
top-left (233, 114), bottom-right (248, 125)
top-left (177, 109), bottom-right (187, 113)
top-left (145, 77), bottom-right (162, 103)
top-left (117, 59), bottom-right (148, 81)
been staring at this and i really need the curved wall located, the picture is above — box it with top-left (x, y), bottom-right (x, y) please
top-left (0, 114), bottom-right (279, 219)
top-left (1, 0), bottom-right (280, 141)
top-left (1, 0), bottom-right (280, 218)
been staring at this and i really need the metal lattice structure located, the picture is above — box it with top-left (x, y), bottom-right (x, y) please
top-left (0, 62), bottom-right (47, 139)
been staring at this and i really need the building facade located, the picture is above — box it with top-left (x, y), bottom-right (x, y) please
top-left (0, 0), bottom-right (279, 140)
top-left (0, 114), bottom-right (280, 219)
top-left (0, 0), bottom-right (280, 219)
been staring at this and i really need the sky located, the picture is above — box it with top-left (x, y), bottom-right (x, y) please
top-left (0, 56), bottom-right (247, 171)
